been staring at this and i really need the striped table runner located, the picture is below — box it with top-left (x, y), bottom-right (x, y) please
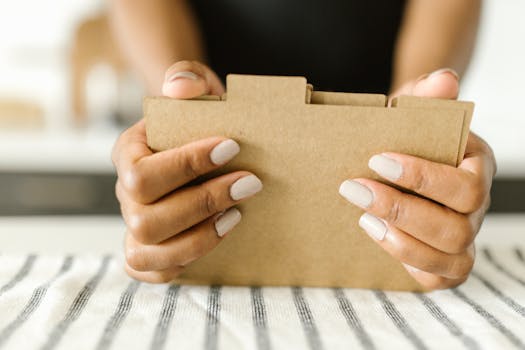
top-left (0, 247), bottom-right (524, 350)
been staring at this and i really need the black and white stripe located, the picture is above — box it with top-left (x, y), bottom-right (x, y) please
top-left (451, 288), bottom-right (525, 349)
top-left (373, 290), bottom-right (427, 350)
top-left (251, 287), bottom-right (272, 350)
top-left (471, 271), bottom-right (525, 318)
top-left (0, 256), bottom-right (73, 348)
top-left (333, 288), bottom-right (375, 350)
top-left (1, 248), bottom-right (525, 349)
top-left (482, 248), bottom-right (525, 287)
top-left (40, 255), bottom-right (111, 350)
top-left (150, 284), bottom-right (180, 350)
top-left (204, 285), bottom-right (222, 350)
top-left (414, 293), bottom-right (479, 350)
top-left (96, 280), bottom-right (140, 350)
top-left (0, 254), bottom-right (37, 297)
top-left (292, 287), bottom-right (324, 350)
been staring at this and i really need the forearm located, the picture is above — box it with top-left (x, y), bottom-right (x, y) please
top-left (391, 0), bottom-right (481, 92)
top-left (109, 0), bottom-right (205, 94)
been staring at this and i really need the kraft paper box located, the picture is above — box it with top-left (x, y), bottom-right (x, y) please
top-left (144, 74), bottom-right (473, 291)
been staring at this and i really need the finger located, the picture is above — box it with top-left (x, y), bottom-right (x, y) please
top-left (411, 68), bottom-right (460, 99)
top-left (367, 151), bottom-right (490, 214)
top-left (162, 60), bottom-right (225, 98)
top-left (388, 68), bottom-right (459, 103)
top-left (124, 263), bottom-right (184, 284)
top-left (125, 207), bottom-right (241, 272)
top-left (111, 119), bottom-right (151, 169)
top-left (461, 131), bottom-right (497, 188)
top-left (119, 136), bottom-right (241, 204)
top-left (401, 263), bottom-right (468, 290)
top-left (339, 179), bottom-right (475, 254)
top-left (358, 213), bottom-right (475, 280)
top-left (125, 172), bottom-right (262, 244)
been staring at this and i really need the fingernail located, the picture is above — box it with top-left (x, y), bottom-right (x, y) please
top-left (230, 175), bottom-right (263, 200)
top-left (402, 263), bottom-right (421, 274)
top-left (210, 139), bottom-right (240, 165)
top-left (428, 68), bottom-right (459, 80)
top-left (214, 208), bottom-right (241, 237)
top-left (359, 213), bottom-right (388, 241)
top-left (368, 154), bottom-right (403, 181)
top-left (167, 71), bottom-right (199, 83)
top-left (338, 180), bottom-right (373, 208)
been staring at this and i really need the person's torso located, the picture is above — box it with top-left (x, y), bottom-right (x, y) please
top-left (190, 0), bottom-right (406, 94)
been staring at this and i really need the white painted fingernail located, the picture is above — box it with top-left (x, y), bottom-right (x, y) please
top-left (167, 71), bottom-right (199, 82)
top-left (402, 263), bottom-right (421, 274)
top-left (368, 154), bottom-right (403, 181)
top-left (210, 139), bottom-right (240, 165)
top-left (338, 180), bottom-right (373, 208)
top-left (359, 213), bottom-right (388, 241)
top-left (428, 68), bottom-right (459, 80)
top-left (230, 175), bottom-right (263, 200)
top-left (214, 208), bottom-right (241, 237)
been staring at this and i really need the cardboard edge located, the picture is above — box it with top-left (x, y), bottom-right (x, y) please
top-left (392, 95), bottom-right (474, 166)
top-left (310, 91), bottom-right (387, 107)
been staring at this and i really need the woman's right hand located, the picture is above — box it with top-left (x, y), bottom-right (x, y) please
top-left (112, 61), bottom-right (263, 283)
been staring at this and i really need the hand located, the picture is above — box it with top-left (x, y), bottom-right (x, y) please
top-left (112, 61), bottom-right (263, 283)
top-left (339, 69), bottom-right (497, 290)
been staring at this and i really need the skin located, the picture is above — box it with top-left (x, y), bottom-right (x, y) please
top-left (110, 0), bottom-right (495, 288)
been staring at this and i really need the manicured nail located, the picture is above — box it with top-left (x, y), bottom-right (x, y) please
top-left (210, 139), bottom-right (240, 165)
top-left (214, 208), bottom-right (241, 237)
top-left (338, 180), bottom-right (373, 208)
top-left (230, 175), bottom-right (263, 200)
top-left (368, 154), bottom-right (403, 181)
top-left (167, 71), bottom-right (199, 83)
top-left (428, 68), bottom-right (459, 80)
top-left (402, 263), bottom-right (421, 274)
top-left (359, 213), bottom-right (388, 241)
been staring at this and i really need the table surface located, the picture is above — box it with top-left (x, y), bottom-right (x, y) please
top-left (1, 214), bottom-right (525, 350)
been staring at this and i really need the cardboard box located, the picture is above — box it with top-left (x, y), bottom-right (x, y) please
top-left (145, 74), bottom-right (473, 291)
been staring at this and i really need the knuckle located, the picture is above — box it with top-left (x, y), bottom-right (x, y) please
top-left (180, 149), bottom-right (200, 179)
top-left (441, 217), bottom-right (475, 254)
top-left (125, 246), bottom-right (149, 271)
top-left (457, 218), bottom-right (475, 251)
top-left (460, 176), bottom-right (486, 213)
top-left (121, 164), bottom-right (149, 202)
top-left (198, 185), bottom-right (218, 217)
top-left (412, 172), bottom-right (429, 194)
top-left (469, 181), bottom-right (486, 204)
top-left (385, 199), bottom-right (403, 225)
top-left (448, 254), bottom-right (474, 279)
top-left (127, 211), bottom-right (155, 244)
top-left (115, 181), bottom-right (123, 202)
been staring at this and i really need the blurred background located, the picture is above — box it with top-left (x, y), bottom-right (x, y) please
top-left (0, 0), bottom-right (523, 216)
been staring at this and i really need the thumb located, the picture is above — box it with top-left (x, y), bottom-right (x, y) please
top-left (161, 60), bottom-right (225, 99)
top-left (411, 68), bottom-right (460, 100)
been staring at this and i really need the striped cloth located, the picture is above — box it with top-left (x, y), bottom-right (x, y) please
top-left (0, 247), bottom-right (524, 350)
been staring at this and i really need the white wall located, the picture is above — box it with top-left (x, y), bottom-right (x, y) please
top-left (461, 0), bottom-right (525, 176)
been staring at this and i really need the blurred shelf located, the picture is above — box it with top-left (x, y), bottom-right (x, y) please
top-left (0, 214), bottom-right (522, 254)
top-left (0, 124), bottom-right (120, 173)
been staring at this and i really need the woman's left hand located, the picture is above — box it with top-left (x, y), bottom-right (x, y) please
top-left (338, 69), bottom-right (497, 290)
